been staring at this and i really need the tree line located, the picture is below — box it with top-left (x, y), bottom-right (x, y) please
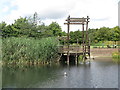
top-left (0, 13), bottom-right (119, 45)
top-left (0, 18), bottom-right (65, 38)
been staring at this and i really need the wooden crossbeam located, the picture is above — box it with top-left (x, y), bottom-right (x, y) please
top-left (70, 18), bottom-right (90, 19)
top-left (64, 23), bottom-right (85, 25)
top-left (66, 18), bottom-right (90, 22)
top-left (66, 19), bottom-right (86, 22)
top-left (64, 15), bottom-right (90, 64)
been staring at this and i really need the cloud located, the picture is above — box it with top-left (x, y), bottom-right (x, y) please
top-left (2, 6), bottom-right (9, 13)
top-left (0, 0), bottom-right (119, 31)
top-left (39, 9), bottom-right (68, 20)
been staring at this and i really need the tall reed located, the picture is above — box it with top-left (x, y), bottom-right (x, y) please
top-left (2, 37), bottom-right (59, 64)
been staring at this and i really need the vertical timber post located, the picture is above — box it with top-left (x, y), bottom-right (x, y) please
top-left (86, 16), bottom-right (90, 59)
top-left (82, 18), bottom-right (85, 61)
top-left (88, 38), bottom-right (90, 59)
top-left (75, 39), bottom-right (79, 64)
top-left (85, 16), bottom-right (89, 59)
top-left (67, 15), bottom-right (70, 65)
top-left (64, 15), bottom-right (90, 64)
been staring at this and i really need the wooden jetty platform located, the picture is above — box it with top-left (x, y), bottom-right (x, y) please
top-left (58, 15), bottom-right (90, 64)
top-left (58, 45), bottom-right (90, 64)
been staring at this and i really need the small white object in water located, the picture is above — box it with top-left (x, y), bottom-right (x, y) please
top-left (93, 84), bottom-right (97, 88)
top-left (86, 61), bottom-right (90, 64)
top-left (80, 62), bottom-right (84, 64)
top-left (64, 72), bottom-right (67, 76)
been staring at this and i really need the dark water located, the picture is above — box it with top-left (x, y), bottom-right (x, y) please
top-left (2, 57), bottom-right (119, 88)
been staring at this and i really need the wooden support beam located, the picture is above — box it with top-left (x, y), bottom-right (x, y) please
top-left (88, 38), bottom-right (91, 58)
top-left (85, 16), bottom-right (89, 57)
top-left (67, 15), bottom-right (70, 65)
top-left (64, 23), bottom-right (84, 25)
top-left (69, 17), bottom-right (90, 19)
top-left (66, 18), bottom-right (90, 20)
top-left (66, 19), bottom-right (86, 22)
top-left (82, 23), bottom-right (85, 61)
top-left (64, 15), bottom-right (90, 63)
top-left (86, 16), bottom-right (90, 59)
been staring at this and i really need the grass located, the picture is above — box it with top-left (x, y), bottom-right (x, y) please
top-left (112, 51), bottom-right (120, 63)
top-left (2, 37), bottom-right (59, 65)
top-left (91, 41), bottom-right (119, 48)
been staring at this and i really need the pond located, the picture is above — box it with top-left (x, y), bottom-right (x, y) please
top-left (2, 57), bottom-right (119, 88)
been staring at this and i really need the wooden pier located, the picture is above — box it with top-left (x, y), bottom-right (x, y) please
top-left (58, 15), bottom-right (90, 64)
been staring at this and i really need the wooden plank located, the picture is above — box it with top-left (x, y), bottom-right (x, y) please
top-left (64, 23), bottom-right (84, 25)
top-left (66, 19), bottom-right (86, 22)
top-left (66, 18), bottom-right (90, 22)
top-left (70, 18), bottom-right (90, 19)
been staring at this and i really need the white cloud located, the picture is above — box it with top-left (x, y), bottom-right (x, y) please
top-left (0, 0), bottom-right (119, 31)
top-left (2, 6), bottom-right (9, 12)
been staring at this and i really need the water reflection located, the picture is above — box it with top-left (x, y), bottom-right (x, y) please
top-left (2, 57), bottom-right (118, 88)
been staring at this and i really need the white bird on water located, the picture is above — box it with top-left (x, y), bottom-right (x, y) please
top-left (64, 72), bottom-right (67, 76)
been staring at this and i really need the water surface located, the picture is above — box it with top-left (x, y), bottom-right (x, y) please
top-left (2, 57), bottom-right (118, 88)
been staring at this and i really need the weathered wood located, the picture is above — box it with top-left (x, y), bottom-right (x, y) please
top-left (67, 15), bottom-right (70, 64)
top-left (66, 18), bottom-right (90, 22)
top-left (66, 19), bottom-right (86, 22)
top-left (64, 23), bottom-right (84, 25)
top-left (63, 15), bottom-right (90, 63)
top-left (82, 23), bottom-right (85, 61)
top-left (85, 16), bottom-right (89, 57)
top-left (68, 17), bottom-right (90, 19)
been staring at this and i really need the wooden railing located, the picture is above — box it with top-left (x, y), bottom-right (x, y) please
top-left (58, 45), bottom-right (90, 53)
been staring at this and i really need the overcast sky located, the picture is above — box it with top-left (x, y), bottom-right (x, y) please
top-left (0, 0), bottom-right (119, 31)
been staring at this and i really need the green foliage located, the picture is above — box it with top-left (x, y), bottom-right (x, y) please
top-left (1, 13), bottom-right (64, 38)
top-left (47, 22), bottom-right (62, 36)
top-left (112, 51), bottom-right (120, 63)
top-left (70, 30), bottom-right (82, 44)
top-left (78, 55), bottom-right (83, 63)
top-left (0, 13), bottom-right (120, 45)
top-left (89, 26), bottom-right (120, 44)
top-left (2, 37), bottom-right (59, 62)
top-left (110, 26), bottom-right (120, 42)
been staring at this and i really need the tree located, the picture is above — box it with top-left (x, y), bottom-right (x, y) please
top-left (48, 22), bottom-right (62, 36)
top-left (110, 26), bottom-right (120, 44)
top-left (33, 12), bottom-right (40, 26)
top-left (0, 21), bottom-right (7, 29)
top-left (0, 22), bottom-right (7, 37)
top-left (12, 17), bottom-right (36, 37)
top-left (0, 22), bottom-right (16, 37)
top-left (70, 30), bottom-right (82, 44)
top-left (97, 27), bottom-right (111, 41)
top-left (89, 27), bottom-right (111, 43)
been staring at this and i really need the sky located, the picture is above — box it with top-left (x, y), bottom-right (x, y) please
top-left (118, 1), bottom-right (120, 27)
top-left (0, 0), bottom-right (119, 32)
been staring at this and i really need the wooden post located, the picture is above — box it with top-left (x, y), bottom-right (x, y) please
top-left (88, 38), bottom-right (90, 59)
top-left (67, 15), bottom-right (70, 65)
top-left (75, 54), bottom-right (78, 64)
top-left (85, 16), bottom-right (89, 59)
top-left (86, 16), bottom-right (90, 59)
top-left (82, 19), bottom-right (85, 61)
top-left (64, 15), bottom-right (90, 64)
top-left (77, 39), bottom-right (78, 44)
top-left (75, 39), bottom-right (79, 64)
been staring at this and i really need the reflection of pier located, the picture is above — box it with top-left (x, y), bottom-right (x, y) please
top-left (58, 15), bottom-right (90, 64)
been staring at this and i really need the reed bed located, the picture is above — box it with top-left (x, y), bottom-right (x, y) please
top-left (2, 37), bottom-right (59, 65)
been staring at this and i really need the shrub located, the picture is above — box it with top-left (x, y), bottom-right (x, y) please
top-left (112, 51), bottom-right (120, 63)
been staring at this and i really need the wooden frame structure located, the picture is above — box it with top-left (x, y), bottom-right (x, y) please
top-left (64, 15), bottom-right (90, 64)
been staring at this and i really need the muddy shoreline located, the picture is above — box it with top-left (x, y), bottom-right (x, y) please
top-left (90, 48), bottom-right (118, 58)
